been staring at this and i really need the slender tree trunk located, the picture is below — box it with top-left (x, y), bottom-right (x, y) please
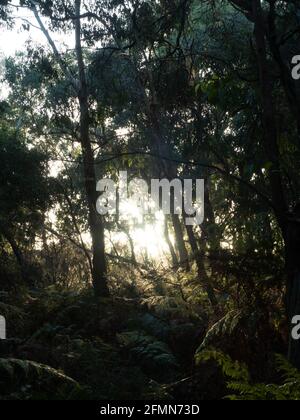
top-left (148, 103), bottom-right (190, 269)
top-left (252, 0), bottom-right (300, 366)
top-left (30, 0), bottom-right (109, 296)
top-left (171, 213), bottom-right (189, 269)
top-left (186, 224), bottom-right (219, 309)
top-left (202, 177), bottom-right (222, 277)
top-left (204, 179), bottom-right (221, 249)
top-left (164, 216), bottom-right (178, 267)
top-left (117, 222), bottom-right (138, 266)
top-left (75, 0), bottom-right (109, 297)
top-left (252, 0), bottom-right (287, 228)
top-left (267, 1), bottom-right (300, 146)
top-left (129, 56), bottom-right (190, 270)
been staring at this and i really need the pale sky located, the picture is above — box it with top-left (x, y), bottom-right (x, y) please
top-left (0, 7), bottom-right (74, 57)
top-left (0, 7), bottom-right (73, 99)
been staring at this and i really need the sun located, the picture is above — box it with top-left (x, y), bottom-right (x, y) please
top-left (130, 221), bottom-right (170, 260)
top-left (120, 198), bottom-right (172, 260)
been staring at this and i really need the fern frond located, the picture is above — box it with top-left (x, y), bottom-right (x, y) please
top-left (196, 348), bottom-right (250, 382)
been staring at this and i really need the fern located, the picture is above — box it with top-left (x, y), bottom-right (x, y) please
top-left (275, 354), bottom-right (300, 384)
top-left (197, 310), bottom-right (251, 353)
top-left (141, 296), bottom-right (202, 321)
top-left (196, 349), bottom-right (300, 400)
top-left (117, 330), bottom-right (179, 381)
top-left (0, 358), bottom-right (81, 400)
top-left (196, 348), bottom-right (250, 383)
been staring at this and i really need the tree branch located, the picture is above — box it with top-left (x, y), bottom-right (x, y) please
top-left (28, 0), bottom-right (78, 92)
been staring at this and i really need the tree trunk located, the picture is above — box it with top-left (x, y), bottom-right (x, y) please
top-left (267, 2), bottom-right (300, 147)
top-left (117, 222), bottom-right (138, 266)
top-left (252, 0), bottom-right (287, 229)
top-left (164, 216), bottom-right (178, 267)
top-left (252, 0), bottom-right (300, 366)
top-left (186, 224), bottom-right (219, 309)
top-left (171, 213), bottom-right (190, 270)
top-left (75, 0), bottom-right (109, 297)
top-left (147, 101), bottom-right (190, 269)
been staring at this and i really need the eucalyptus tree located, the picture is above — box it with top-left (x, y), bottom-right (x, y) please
top-left (3, 0), bottom-right (113, 297)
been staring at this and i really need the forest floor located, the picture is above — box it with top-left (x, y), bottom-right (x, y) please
top-left (0, 281), bottom-right (292, 400)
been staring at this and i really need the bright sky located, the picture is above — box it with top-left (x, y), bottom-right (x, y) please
top-left (0, 7), bottom-right (74, 57)
top-left (0, 7), bottom-right (73, 101)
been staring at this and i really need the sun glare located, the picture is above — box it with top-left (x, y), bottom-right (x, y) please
top-left (47, 201), bottom-right (172, 263)
top-left (131, 222), bottom-right (170, 260)
top-left (118, 199), bottom-right (172, 262)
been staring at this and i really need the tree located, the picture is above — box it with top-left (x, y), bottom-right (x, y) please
top-left (5, 0), bottom-right (110, 297)
top-left (0, 105), bottom-right (48, 285)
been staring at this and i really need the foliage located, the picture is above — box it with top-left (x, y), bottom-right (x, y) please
top-left (196, 350), bottom-right (300, 401)
top-left (0, 123), bottom-right (48, 223)
top-left (0, 288), bottom-right (177, 399)
top-left (0, 302), bottom-right (27, 336)
top-left (117, 330), bottom-right (179, 382)
top-left (0, 358), bottom-right (83, 400)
